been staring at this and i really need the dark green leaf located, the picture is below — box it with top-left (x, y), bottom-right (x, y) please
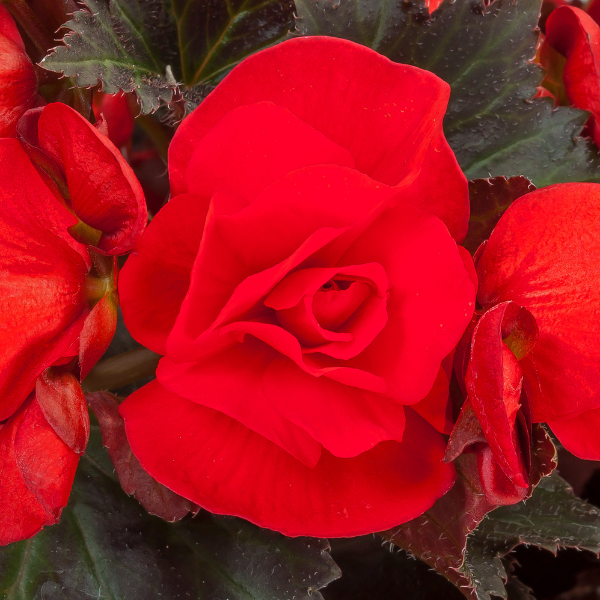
top-left (295, 0), bottom-right (600, 187)
top-left (0, 426), bottom-right (340, 599)
top-left (459, 471), bottom-right (600, 600)
top-left (171, 0), bottom-right (295, 87)
top-left (42, 0), bottom-right (295, 113)
top-left (323, 536), bottom-right (464, 600)
top-left (41, 0), bottom-right (180, 113)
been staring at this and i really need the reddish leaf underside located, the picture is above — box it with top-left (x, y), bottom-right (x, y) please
top-left (86, 391), bottom-right (198, 522)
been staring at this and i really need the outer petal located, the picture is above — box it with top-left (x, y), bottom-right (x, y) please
top-left (408, 130), bottom-right (469, 242)
top-left (120, 381), bottom-right (455, 538)
top-left (119, 193), bottom-right (207, 354)
top-left (548, 406), bottom-right (600, 459)
top-left (157, 342), bottom-right (323, 468)
top-left (0, 140), bottom-right (89, 420)
top-left (0, 396), bottom-right (79, 545)
top-left (0, 6), bottom-right (37, 138)
top-left (262, 357), bottom-right (406, 458)
top-left (477, 183), bottom-right (600, 421)
top-left (185, 101), bottom-right (355, 209)
top-left (38, 103), bottom-right (147, 254)
top-left (338, 202), bottom-right (476, 404)
top-left (169, 37), bottom-right (466, 237)
top-left (411, 367), bottom-right (454, 435)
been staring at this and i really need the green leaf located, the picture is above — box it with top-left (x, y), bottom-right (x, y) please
top-left (0, 425), bottom-right (340, 599)
top-left (295, 0), bottom-right (600, 187)
top-left (41, 0), bottom-right (180, 113)
top-left (382, 424), bottom-right (557, 600)
top-left (459, 471), bottom-right (600, 600)
top-left (171, 0), bottom-right (296, 87)
top-left (41, 0), bottom-right (295, 113)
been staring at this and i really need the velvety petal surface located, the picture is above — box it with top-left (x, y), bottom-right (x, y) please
top-left (0, 396), bottom-right (79, 545)
top-left (169, 37), bottom-right (467, 237)
top-left (120, 380), bottom-right (455, 537)
top-left (0, 6), bottom-right (37, 138)
top-left (408, 130), bottom-right (469, 242)
top-left (185, 101), bottom-right (355, 208)
top-left (262, 357), bottom-right (406, 457)
top-left (38, 103), bottom-right (147, 254)
top-left (166, 165), bottom-right (402, 362)
top-left (338, 202), bottom-right (476, 404)
top-left (548, 406), bottom-right (600, 460)
top-left (0, 139), bottom-right (89, 421)
top-left (157, 341), bottom-right (323, 468)
top-left (119, 193), bottom-right (207, 354)
top-left (477, 183), bottom-right (600, 421)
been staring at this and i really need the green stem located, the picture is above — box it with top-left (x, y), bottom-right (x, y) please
top-left (82, 348), bottom-right (160, 392)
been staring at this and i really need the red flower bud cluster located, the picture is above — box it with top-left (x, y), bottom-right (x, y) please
top-left (0, 11), bottom-right (146, 542)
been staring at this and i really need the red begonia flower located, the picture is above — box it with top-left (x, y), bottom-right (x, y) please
top-left (0, 5), bottom-right (37, 137)
top-left (476, 183), bottom-right (600, 459)
top-left (17, 103), bottom-right (147, 255)
top-left (119, 37), bottom-right (475, 536)
top-left (539, 6), bottom-right (600, 147)
top-left (0, 138), bottom-right (119, 544)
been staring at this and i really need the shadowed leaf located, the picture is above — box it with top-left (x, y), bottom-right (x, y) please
top-left (0, 425), bottom-right (340, 599)
top-left (42, 0), bottom-right (295, 113)
top-left (295, 0), bottom-right (600, 187)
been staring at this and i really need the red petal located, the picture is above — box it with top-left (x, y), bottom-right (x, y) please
top-left (166, 165), bottom-right (400, 362)
top-left (477, 444), bottom-right (529, 506)
top-left (38, 103), bottom-right (147, 254)
top-left (338, 202), bottom-right (476, 404)
top-left (548, 406), bottom-right (600, 459)
top-left (0, 8), bottom-right (37, 137)
top-left (0, 5), bottom-right (25, 49)
top-left (0, 139), bottom-right (89, 420)
top-left (119, 193), bottom-right (206, 354)
top-left (477, 183), bottom-right (600, 421)
top-left (0, 396), bottom-right (79, 545)
top-left (412, 367), bottom-right (454, 435)
top-left (120, 381), bottom-right (455, 537)
top-left (408, 130), bottom-right (469, 242)
top-left (168, 37), bottom-right (466, 236)
top-left (36, 369), bottom-right (90, 454)
top-left (265, 263), bottom-right (389, 359)
top-left (79, 290), bottom-right (118, 380)
top-left (185, 101), bottom-right (355, 208)
top-left (262, 356), bottom-right (406, 457)
top-left (465, 303), bottom-right (528, 488)
top-left (157, 343), bottom-right (323, 468)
